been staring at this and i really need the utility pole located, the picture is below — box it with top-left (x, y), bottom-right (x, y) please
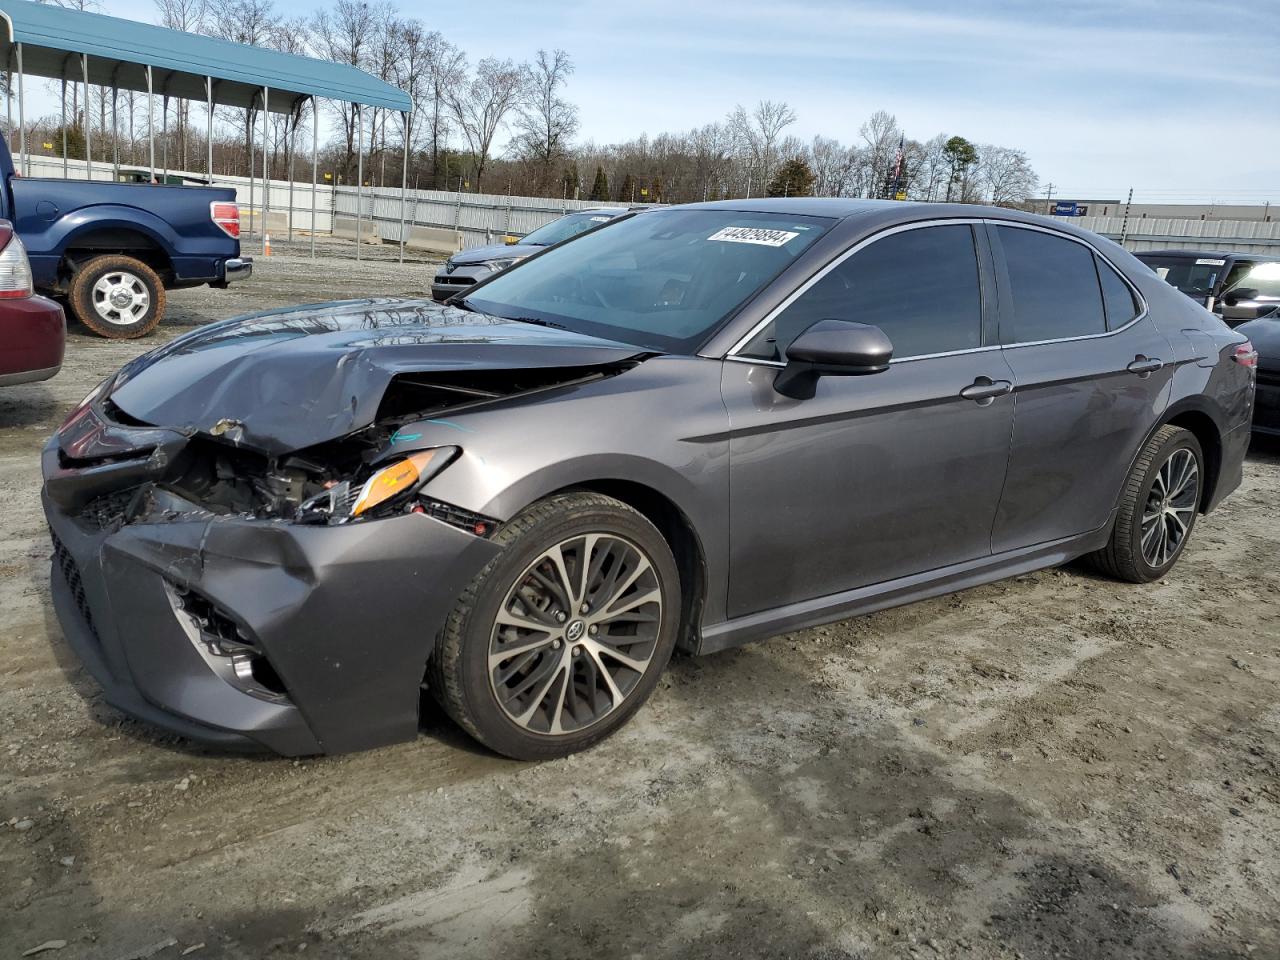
top-left (1043, 182), bottom-right (1055, 214)
top-left (1120, 187), bottom-right (1134, 246)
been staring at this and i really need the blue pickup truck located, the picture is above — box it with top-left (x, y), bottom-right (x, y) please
top-left (0, 133), bottom-right (251, 338)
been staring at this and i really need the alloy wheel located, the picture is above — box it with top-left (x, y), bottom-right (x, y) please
top-left (488, 533), bottom-right (664, 736)
top-left (1140, 447), bottom-right (1199, 568)
top-left (92, 271), bottom-right (151, 325)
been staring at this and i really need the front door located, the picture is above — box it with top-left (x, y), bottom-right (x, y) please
top-left (722, 222), bottom-right (1016, 619)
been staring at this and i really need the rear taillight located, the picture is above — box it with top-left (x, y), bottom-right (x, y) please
top-left (210, 202), bottom-right (240, 239)
top-left (0, 232), bottom-right (34, 299)
top-left (1233, 342), bottom-right (1258, 368)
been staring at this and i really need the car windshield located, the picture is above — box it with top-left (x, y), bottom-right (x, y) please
top-left (463, 209), bottom-right (832, 352)
top-left (1223, 261), bottom-right (1280, 300)
top-left (520, 211), bottom-right (623, 246)
top-left (1139, 256), bottom-right (1228, 297)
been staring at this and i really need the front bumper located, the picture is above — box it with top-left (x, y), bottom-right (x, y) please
top-left (431, 263), bottom-right (493, 302)
top-left (42, 442), bottom-right (501, 756)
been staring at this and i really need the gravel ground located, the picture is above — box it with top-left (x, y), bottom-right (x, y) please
top-left (2, 249), bottom-right (1278, 960)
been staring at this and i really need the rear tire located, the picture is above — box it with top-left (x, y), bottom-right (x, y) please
top-left (428, 493), bottom-right (681, 760)
top-left (68, 255), bottom-right (165, 339)
top-left (1089, 425), bottom-right (1203, 583)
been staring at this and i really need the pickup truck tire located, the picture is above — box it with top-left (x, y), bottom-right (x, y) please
top-left (69, 255), bottom-right (166, 339)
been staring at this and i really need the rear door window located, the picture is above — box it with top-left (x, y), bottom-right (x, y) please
top-left (996, 226), bottom-right (1106, 343)
top-left (739, 223), bottom-right (983, 361)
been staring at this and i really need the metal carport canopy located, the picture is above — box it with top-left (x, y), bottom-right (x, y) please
top-left (0, 0), bottom-right (410, 113)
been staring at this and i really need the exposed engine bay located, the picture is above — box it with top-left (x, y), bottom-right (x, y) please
top-left (63, 360), bottom-right (643, 532)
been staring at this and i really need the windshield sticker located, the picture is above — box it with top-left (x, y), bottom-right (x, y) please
top-left (589, 216), bottom-right (610, 222)
top-left (1195, 258), bottom-right (1226, 266)
top-left (708, 226), bottom-right (800, 247)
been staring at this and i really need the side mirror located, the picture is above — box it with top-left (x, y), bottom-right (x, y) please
top-left (1223, 287), bottom-right (1258, 305)
top-left (774, 319), bottom-right (893, 399)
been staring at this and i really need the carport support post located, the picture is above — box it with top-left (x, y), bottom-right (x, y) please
top-left (310, 96), bottom-right (318, 260)
top-left (60, 79), bottom-right (68, 178)
top-left (162, 93), bottom-right (169, 179)
top-left (146, 65), bottom-right (155, 180)
top-left (261, 86), bottom-right (270, 256)
top-left (205, 77), bottom-right (213, 183)
top-left (15, 43), bottom-right (25, 176)
top-left (398, 110), bottom-right (409, 264)
top-left (355, 105), bottom-right (364, 263)
top-left (81, 55), bottom-right (91, 180)
top-left (111, 86), bottom-right (119, 177)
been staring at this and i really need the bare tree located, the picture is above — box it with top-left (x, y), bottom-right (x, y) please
top-left (859, 110), bottom-right (902, 199)
top-left (447, 56), bottom-right (526, 192)
top-left (512, 49), bottom-right (578, 191)
top-left (205, 0), bottom-right (281, 176)
top-left (422, 35), bottom-right (465, 189)
top-left (727, 99), bottom-right (797, 191)
top-left (310, 0), bottom-right (378, 180)
top-left (154, 0), bottom-right (207, 168)
top-left (976, 144), bottom-right (1038, 208)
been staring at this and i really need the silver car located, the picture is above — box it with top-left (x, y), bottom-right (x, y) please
top-left (430, 208), bottom-right (628, 302)
top-left (42, 199), bottom-right (1255, 761)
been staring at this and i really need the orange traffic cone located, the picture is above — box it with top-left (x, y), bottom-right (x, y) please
top-left (264, 233), bottom-right (272, 257)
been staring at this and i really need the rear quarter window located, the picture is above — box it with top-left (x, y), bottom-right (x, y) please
top-left (1096, 256), bottom-right (1140, 328)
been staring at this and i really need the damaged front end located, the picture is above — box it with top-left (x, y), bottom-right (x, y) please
top-left (41, 349), bottom-right (645, 756)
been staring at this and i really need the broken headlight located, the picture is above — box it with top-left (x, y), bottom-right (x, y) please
top-left (296, 446), bottom-right (458, 524)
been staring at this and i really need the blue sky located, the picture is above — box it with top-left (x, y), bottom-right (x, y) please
top-left (68, 0), bottom-right (1280, 202)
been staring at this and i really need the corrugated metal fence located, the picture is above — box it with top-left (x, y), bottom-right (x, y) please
top-left (332, 187), bottom-right (628, 249)
top-left (20, 153), bottom-right (621, 249)
top-left (1056, 215), bottom-right (1280, 254)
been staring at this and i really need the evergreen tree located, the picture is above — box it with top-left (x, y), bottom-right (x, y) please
top-left (649, 176), bottom-right (664, 203)
top-left (49, 124), bottom-right (87, 161)
top-left (561, 161), bottom-right (581, 199)
top-left (617, 172), bottom-right (636, 203)
top-left (766, 157), bottom-right (816, 197)
top-left (588, 165), bottom-right (610, 201)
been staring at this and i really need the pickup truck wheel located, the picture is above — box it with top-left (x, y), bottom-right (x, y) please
top-left (69, 255), bottom-right (165, 339)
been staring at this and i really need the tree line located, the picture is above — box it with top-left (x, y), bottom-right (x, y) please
top-left (17, 0), bottom-right (1039, 208)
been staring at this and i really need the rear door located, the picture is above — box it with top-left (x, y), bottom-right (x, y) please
top-left (988, 223), bottom-right (1173, 553)
top-left (722, 221), bottom-right (1016, 617)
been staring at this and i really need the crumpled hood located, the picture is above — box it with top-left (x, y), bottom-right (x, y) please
top-left (105, 298), bottom-right (647, 455)
top-left (449, 243), bottom-right (542, 266)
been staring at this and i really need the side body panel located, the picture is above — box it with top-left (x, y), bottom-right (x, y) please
top-left (8, 178), bottom-right (240, 288)
top-left (414, 355), bottom-right (735, 624)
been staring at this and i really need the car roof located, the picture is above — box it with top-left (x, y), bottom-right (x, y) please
top-left (1135, 249), bottom-right (1272, 261)
top-left (675, 197), bottom-right (909, 218)
top-left (666, 198), bottom-right (1086, 229)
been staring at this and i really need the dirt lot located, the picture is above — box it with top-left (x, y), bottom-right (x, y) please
top-left (2, 244), bottom-right (1278, 959)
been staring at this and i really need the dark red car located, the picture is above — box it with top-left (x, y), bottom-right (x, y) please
top-left (0, 219), bottom-right (64, 386)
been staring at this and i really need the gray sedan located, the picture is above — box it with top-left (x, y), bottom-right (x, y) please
top-left (430, 207), bottom-right (628, 302)
top-left (42, 199), bottom-right (1256, 761)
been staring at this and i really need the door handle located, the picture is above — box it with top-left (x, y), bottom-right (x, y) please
top-left (1127, 356), bottom-right (1164, 377)
top-left (959, 377), bottom-right (1013, 405)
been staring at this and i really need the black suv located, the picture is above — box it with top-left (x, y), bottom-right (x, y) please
top-left (1136, 249), bottom-right (1279, 319)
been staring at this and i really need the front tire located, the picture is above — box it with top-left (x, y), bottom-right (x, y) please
top-left (1090, 425), bottom-right (1204, 583)
top-left (68, 255), bottom-right (166, 339)
top-left (428, 493), bottom-right (682, 760)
